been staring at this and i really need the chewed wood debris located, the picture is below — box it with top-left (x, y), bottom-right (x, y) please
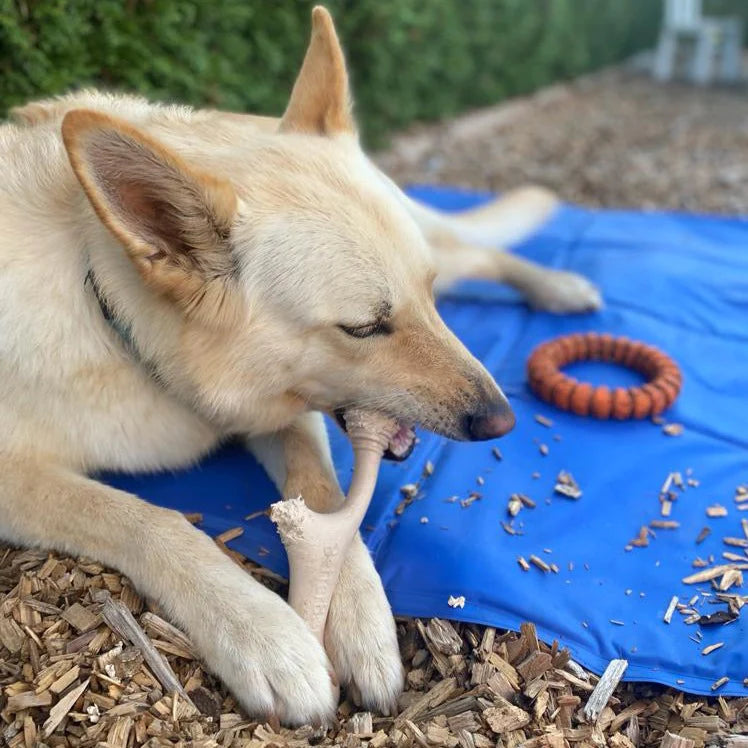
top-left (2, 455), bottom-right (748, 747)
top-left (0, 544), bottom-right (746, 746)
top-left (663, 423), bottom-right (684, 437)
top-left (620, 469), bottom-right (748, 668)
top-left (554, 471), bottom-right (582, 500)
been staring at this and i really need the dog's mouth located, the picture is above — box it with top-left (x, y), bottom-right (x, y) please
top-left (334, 408), bottom-right (416, 462)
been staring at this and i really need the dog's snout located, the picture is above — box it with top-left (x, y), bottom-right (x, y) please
top-left (466, 400), bottom-right (516, 441)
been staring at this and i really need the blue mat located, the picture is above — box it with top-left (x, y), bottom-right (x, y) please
top-left (101, 186), bottom-right (748, 697)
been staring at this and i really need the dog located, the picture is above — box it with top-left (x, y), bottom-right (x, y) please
top-left (0, 6), bottom-right (600, 725)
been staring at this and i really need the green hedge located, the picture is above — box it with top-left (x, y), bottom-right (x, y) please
top-left (0, 0), bottom-right (661, 146)
top-left (705, 0), bottom-right (748, 41)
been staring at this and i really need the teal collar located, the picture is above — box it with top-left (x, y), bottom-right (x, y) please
top-left (86, 268), bottom-right (166, 386)
top-left (85, 269), bottom-right (137, 353)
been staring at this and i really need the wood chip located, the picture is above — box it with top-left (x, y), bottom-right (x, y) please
top-left (244, 509), bottom-right (268, 521)
top-left (719, 568), bottom-right (743, 591)
top-left (696, 526), bottom-right (711, 544)
top-left (529, 555), bottom-right (551, 572)
top-left (707, 504), bottom-right (728, 518)
top-left (724, 537), bottom-right (748, 548)
top-left (61, 602), bottom-right (100, 633)
top-left (0, 616), bottom-right (25, 653)
top-left (425, 618), bottom-right (463, 655)
top-left (663, 596), bottom-right (678, 624)
top-left (516, 651), bottom-right (552, 681)
top-left (395, 676), bottom-right (459, 726)
top-left (141, 612), bottom-right (197, 659)
top-left (101, 595), bottom-right (193, 707)
top-left (630, 525), bottom-right (651, 547)
top-left (683, 564), bottom-right (748, 584)
top-left (49, 664), bottom-right (81, 695)
top-left (660, 732), bottom-right (695, 748)
top-left (701, 642), bottom-right (725, 656)
top-left (447, 711), bottom-right (482, 733)
top-left (554, 471), bottom-right (582, 499)
top-left (350, 712), bottom-right (373, 735)
top-left (7, 690), bottom-right (54, 712)
top-left (484, 698), bottom-right (531, 733)
top-left (215, 526), bottom-right (244, 544)
top-left (583, 659), bottom-right (628, 721)
top-left (42, 678), bottom-right (90, 738)
top-left (650, 520), bottom-right (680, 529)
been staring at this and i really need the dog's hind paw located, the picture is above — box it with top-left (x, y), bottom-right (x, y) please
top-left (325, 535), bottom-right (404, 714)
top-left (525, 269), bottom-right (603, 314)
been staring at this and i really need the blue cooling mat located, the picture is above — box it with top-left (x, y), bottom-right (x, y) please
top-left (101, 186), bottom-right (748, 696)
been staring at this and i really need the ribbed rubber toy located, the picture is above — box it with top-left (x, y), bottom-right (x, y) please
top-left (527, 333), bottom-right (682, 419)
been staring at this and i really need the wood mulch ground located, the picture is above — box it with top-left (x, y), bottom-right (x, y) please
top-left (374, 65), bottom-right (748, 216)
top-left (1, 538), bottom-right (746, 748)
top-left (3, 64), bottom-right (748, 747)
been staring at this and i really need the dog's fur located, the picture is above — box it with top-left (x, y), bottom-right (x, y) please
top-left (0, 7), bottom-right (601, 725)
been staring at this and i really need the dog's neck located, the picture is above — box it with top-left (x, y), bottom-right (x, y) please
top-left (84, 237), bottom-right (190, 397)
top-left (86, 268), bottom-right (169, 387)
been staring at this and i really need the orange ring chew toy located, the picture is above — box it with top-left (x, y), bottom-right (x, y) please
top-left (527, 333), bottom-right (682, 419)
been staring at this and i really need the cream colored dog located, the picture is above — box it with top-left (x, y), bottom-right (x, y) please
top-left (0, 6), bottom-right (600, 725)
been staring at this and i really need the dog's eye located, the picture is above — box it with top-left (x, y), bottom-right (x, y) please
top-left (338, 321), bottom-right (391, 338)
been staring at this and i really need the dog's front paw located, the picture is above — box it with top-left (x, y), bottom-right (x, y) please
top-left (184, 563), bottom-right (337, 726)
top-left (526, 269), bottom-right (603, 314)
top-left (325, 535), bottom-right (403, 713)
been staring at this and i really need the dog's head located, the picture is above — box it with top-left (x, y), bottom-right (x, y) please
top-left (62, 6), bottom-right (514, 457)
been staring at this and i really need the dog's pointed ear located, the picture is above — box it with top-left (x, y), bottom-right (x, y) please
top-left (279, 6), bottom-right (355, 136)
top-left (62, 109), bottom-right (240, 326)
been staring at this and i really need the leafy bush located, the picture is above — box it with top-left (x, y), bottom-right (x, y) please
top-left (705, 0), bottom-right (748, 41)
top-left (0, 0), bottom-right (661, 145)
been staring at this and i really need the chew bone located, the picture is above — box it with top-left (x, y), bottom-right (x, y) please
top-left (270, 409), bottom-right (398, 643)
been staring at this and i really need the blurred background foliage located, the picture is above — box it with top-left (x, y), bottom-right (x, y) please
top-left (2, 0), bottom-right (663, 146)
top-left (705, 0), bottom-right (748, 34)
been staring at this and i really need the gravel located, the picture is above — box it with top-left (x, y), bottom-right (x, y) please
top-left (375, 65), bottom-right (748, 216)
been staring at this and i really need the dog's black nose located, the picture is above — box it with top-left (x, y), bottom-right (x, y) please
top-left (466, 403), bottom-right (515, 440)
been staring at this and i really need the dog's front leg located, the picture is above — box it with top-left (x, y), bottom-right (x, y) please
top-left (248, 412), bottom-right (404, 713)
top-left (0, 454), bottom-right (336, 725)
